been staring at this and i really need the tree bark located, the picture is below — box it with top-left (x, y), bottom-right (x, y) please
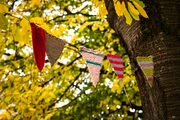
top-left (105, 0), bottom-right (180, 119)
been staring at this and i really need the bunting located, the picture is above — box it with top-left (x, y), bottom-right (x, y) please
top-left (45, 33), bottom-right (66, 66)
top-left (79, 46), bottom-right (104, 87)
top-left (30, 23), bottom-right (127, 88)
top-left (106, 54), bottom-right (124, 80)
top-left (137, 56), bottom-right (154, 87)
top-left (30, 23), bottom-right (46, 71)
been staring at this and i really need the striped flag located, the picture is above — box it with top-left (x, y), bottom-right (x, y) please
top-left (79, 46), bottom-right (104, 87)
top-left (137, 56), bottom-right (154, 87)
top-left (106, 54), bottom-right (124, 80)
top-left (46, 32), bottom-right (66, 66)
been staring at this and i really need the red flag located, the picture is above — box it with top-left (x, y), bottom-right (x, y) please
top-left (30, 23), bottom-right (46, 71)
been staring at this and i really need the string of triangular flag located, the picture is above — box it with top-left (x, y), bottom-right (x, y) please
top-left (30, 22), bottom-right (154, 89)
top-left (30, 23), bottom-right (66, 71)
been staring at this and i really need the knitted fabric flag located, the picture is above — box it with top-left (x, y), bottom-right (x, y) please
top-left (106, 54), bottom-right (124, 80)
top-left (30, 23), bottom-right (46, 71)
top-left (45, 32), bottom-right (66, 66)
top-left (137, 56), bottom-right (154, 87)
top-left (79, 46), bottom-right (104, 87)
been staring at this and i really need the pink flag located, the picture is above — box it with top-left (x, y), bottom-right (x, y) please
top-left (79, 46), bottom-right (104, 87)
top-left (106, 54), bottom-right (124, 80)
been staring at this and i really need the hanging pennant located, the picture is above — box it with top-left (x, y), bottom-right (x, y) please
top-left (45, 33), bottom-right (66, 66)
top-left (30, 23), bottom-right (46, 71)
top-left (106, 54), bottom-right (124, 80)
top-left (137, 56), bottom-right (154, 87)
top-left (79, 46), bottom-right (104, 87)
top-left (107, 54), bottom-right (132, 104)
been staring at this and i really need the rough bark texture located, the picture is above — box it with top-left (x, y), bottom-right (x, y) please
top-left (105, 0), bottom-right (180, 119)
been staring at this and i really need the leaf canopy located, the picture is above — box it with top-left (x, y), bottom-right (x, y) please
top-left (0, 0), bottom-right (142, 119)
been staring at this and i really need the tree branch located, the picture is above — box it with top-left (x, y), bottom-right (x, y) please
top-left (47, 72), bottom-right (82, 109)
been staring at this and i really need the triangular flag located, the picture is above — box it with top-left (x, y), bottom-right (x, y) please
top-left (79, 46), bottom-right (104, 87)
top-left (106, 54), bottom-right (124, 80)
top-left (137, 56), bottom-right (154, 87)
top-left (45, 33), bottom-right (66, 66)
top-left (30, 23), bottom-right (46, 71)
top-left (107, 54), bottom-right (132, 105)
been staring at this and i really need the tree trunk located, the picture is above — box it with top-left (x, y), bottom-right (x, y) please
top-left (105, 0), bottom-right (180, 119)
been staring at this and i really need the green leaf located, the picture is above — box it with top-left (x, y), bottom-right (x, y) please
top-left (131, 0), bottom-right (145, 8)
top-left (0, 0), bottom-right (6, 4)
top-left (0, 13), bottom-right (8, 30)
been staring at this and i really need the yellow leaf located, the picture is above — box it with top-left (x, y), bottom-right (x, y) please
top-left (122, 1), bottom-right (132, 25)
top-left (123, 76), bottom-right (131, 84)
top-left (112, 79), bottom-right (123, 93)
top-left (92, 24), bottom-right (99, 31)
top-left (133, 1), bottom-right (148, 18)
top-left (45, 113), bottom-right (55, 120)
top-left (30, 17), bottom-right (49, 32)
top-left (0, 110), bottom-right (12, 119)
top-left (51, 25), bottom-right (65, 37)
top-left (110, 105), bottom-right (117, 111)
top-left (114, 1), bottom-right (123, 16)
top-left (14, 19), bottom-right (31, 46)
top-left (31, 0), bottom-right (41, 6)
top-left (93, 0), bottom-right (108, 19)
top-left (113, 99), bottom-right (121, 105)
top-left (128, 6), bottom-right (140, 21)
top-left (20, 18), bottom-right (30, 29)
top-left (0, 4), bottom-right (8, 13)
top-left (30, 17), bottom-right (44, 25)
top-left (98, 3), bottom-right (108, 19)
top-left (78, 22), bottom-right (92, 32)
top-left (128, 2), bottom-right (139, 16)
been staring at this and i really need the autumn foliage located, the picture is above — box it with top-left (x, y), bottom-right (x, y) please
top-left (0, 0), bottom-right (145, 119)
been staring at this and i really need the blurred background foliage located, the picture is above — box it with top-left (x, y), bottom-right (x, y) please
top-left (0, 0), bottom-right (142, 119)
